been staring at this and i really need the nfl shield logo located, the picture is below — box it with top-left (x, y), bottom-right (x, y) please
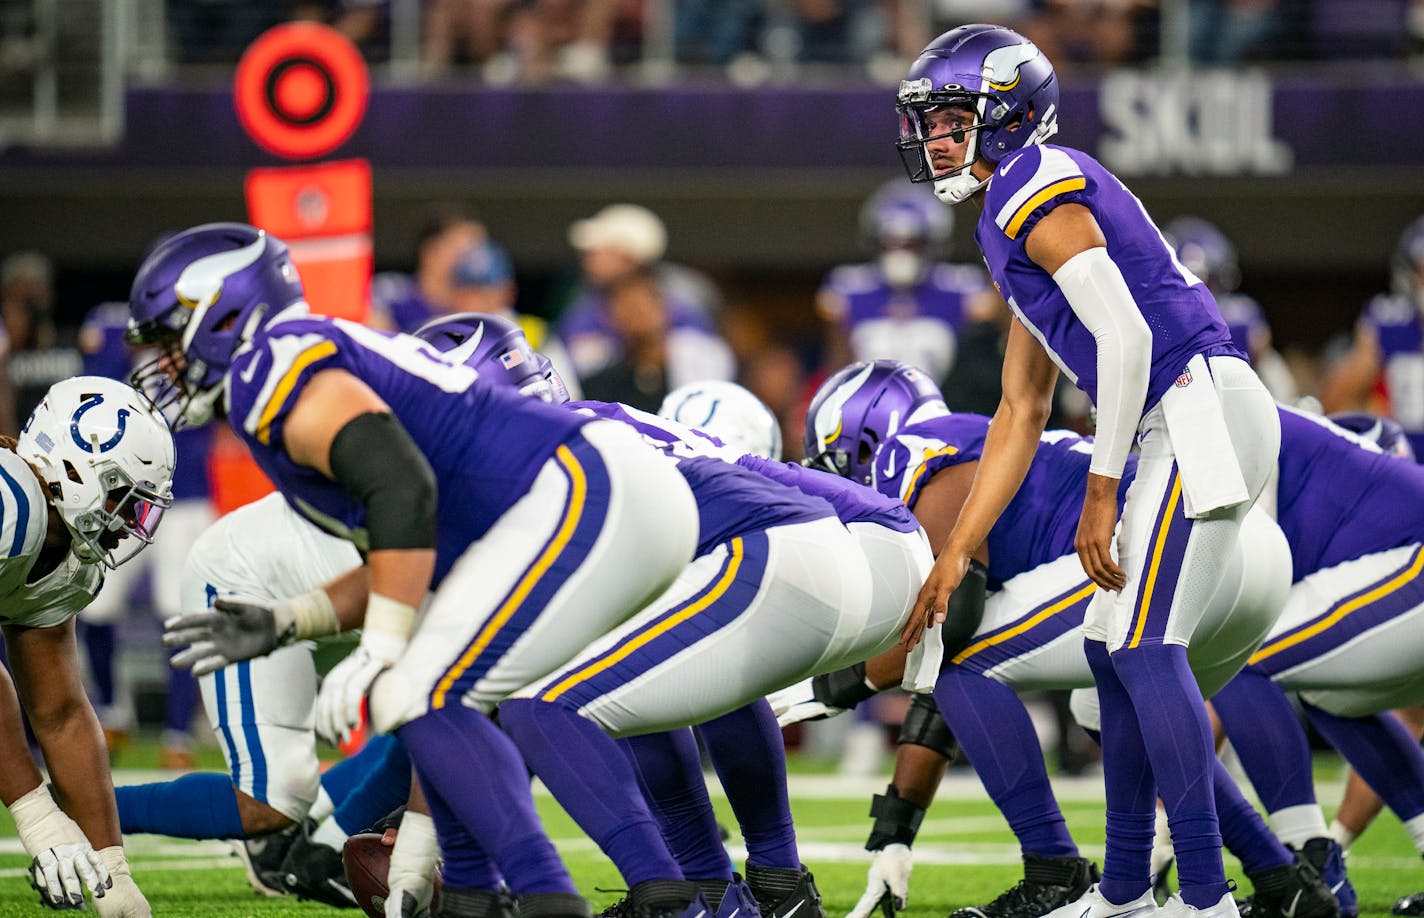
top-left (1174, 367), bottom-right (1192, 388)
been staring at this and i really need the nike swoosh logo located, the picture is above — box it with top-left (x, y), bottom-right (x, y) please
top-left (726, 909), bottom-right (739, 918)
top-left (1282, 891), bottom-right (1303, 918)
top-left (1000, 158), bottom-right (1017, 176)
top-left (883, 455), bottom-right (897, 478)
top-left (444, 324), bottom-right (486, 367)
top-left (782, 900), bottom-right (807, 918)
top-left (239, 357), bottom-right (260, 385)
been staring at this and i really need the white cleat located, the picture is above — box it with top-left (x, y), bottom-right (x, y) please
top-left (1157, 893), bottom-right (1240, 918)
top-left (1039, 885), bottom-right (1160, 918)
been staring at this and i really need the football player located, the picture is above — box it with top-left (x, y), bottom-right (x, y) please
top-left (0, 375), bottom-right (174, 916)
top-left (131, 223), bottom-right (705, 918)
top-left (786, 361), bottom-right (1326, 918)
top-left (1322, 215), bottom-right (1424, 460)
top-left (896, 25), bottom-right (1281, 918)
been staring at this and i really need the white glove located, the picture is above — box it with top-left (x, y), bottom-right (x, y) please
top-left (91, 847), bottom-right (150, 918)
top-left (10, 784), bottom-right (113, 908)
top-left (316, 594), bottom-right (415, 745)
top-left (767, 678), bottom-right (845, 728)
top-left (846, 844), bottom-right (913, 918)
top-left (29, 843), bottom-right (110, 909)
top-left (384, 812), bottom-right (439, 918)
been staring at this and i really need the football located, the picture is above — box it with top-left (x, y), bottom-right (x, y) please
top-left (342, 832), bottom-right (393, 918)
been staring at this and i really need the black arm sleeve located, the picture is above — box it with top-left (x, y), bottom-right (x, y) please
top-left (328, 412), bottom-right (437, 552)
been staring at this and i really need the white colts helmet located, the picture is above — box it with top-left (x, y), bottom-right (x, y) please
top-left (659, 381), bottom-right (783, 461)
top-left (16, 376), bottom-right (176, 568)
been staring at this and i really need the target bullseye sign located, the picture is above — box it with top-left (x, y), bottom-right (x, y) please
top-left (234, 22), bottom-right (368, 160)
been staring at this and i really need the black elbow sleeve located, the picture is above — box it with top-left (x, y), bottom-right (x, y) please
top-left (328, 412), bottom-right (437, 552)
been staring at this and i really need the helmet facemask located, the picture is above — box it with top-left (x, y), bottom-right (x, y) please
top-left (65, 462), bottom-right (172, 567)
top-left (897, 83), bottom-right (996, 205)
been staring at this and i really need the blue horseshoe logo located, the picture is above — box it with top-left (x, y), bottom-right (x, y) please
top-left (70, 394), bottom-right (129, 453)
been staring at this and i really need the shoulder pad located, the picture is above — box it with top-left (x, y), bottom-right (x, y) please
top-left (0, 450), bottom-right (47, 562)
top-left (987, 146), bottom-right (1087, 241)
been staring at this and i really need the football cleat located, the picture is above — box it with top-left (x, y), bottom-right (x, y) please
top-left (514, 892), bottom-right (591, 918)
top-left (1240, 854), bottom-right (1337, 918)
top-left (281, 819), bottom-right (358, 908)
top-left (1393, 891), bottom-right (1424, 916)
top-left (230, 822), bottom-right (299, 897)
top-left (1159, 892), bottom-right (1240, 918)
top-left (950, 853), bottom-right (1099, 918)
top-left (436, 885), bottom-right (520, 918)
top-left (1037, 884), bottom-right (1160, 918)
top-left (626, 880), bottom-right (713, 918)
top-left (1296, 838), bottom-right (1356, 918)
top-left (744, 865), bottom-right (824, 918)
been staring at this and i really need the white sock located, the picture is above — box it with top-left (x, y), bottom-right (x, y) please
top-left (1329, 818), bottom-right (1358, 853)
top-left (1269, 804), bottom-right (1330, 848)
top-left (1405, 813), bottom-right (1424, 855)
top-left (311, 815), bottom-right (348, 852)
top-left (308, 787), bottom-right (335, 824)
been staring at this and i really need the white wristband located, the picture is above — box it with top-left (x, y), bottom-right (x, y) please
top-left (274, 588), bottom-right (340, 640)
top-left (361, 593), bottom-right (416, 660)
top-left (10, 784), bottom-right (86, 856)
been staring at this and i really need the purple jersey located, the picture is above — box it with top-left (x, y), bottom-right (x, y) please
top-left (736, 454), bottom-right (919, 533)
top-left (558, 287), bottom-right (716, 378)
top-left (975, 145), bottom-right (1242, 412)
top-left (568, 400), bottom-right (833, 556)
top-left (817, 262), bottom-right (985, 383)
top-left (874, 413), bottom-right (1132, 587)
top-left (1360, 294), bottom-right (1424, 458)
top-left (226, 316), bottom-right (591, 584)
top-left (79, 302), bottom-right (212, 502)
top-left (1275, 405), bottom-right (1424, 581)
top-left (1217, 293), bottom-right (1268, 359)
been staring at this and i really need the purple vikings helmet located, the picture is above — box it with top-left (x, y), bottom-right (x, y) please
top-left (127, 223), bottom-right (305, 427)
top-left (860, 181), bottom-right (952, 287)
top-left (1164, 217), bottom-right (1241, 295)
top-left (897, 24), bottom-right (1059, 205)
top-left (1328, 411), bottom-right (1416, 461)
top-left (412, 312), bottom-right (558, 402)
top-left (804, 360), bottom-right (948, 484)
top-left (1391, 215), bottom-right (1424, 309)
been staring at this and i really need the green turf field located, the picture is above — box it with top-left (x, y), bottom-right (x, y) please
top-left (0, 754), bottom-right (1417, 918)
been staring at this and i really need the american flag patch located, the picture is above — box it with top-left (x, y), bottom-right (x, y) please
top-left (1174, 367), bottom-right (1192, 388)
top-left (500, 349), bottom-right (525, 369)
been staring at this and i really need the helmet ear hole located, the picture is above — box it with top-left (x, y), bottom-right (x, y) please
top-left (62, 460), bottom-right (82, 485)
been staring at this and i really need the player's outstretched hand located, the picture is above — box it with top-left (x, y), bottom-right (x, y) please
top-left (29, 843), bottom-right (110, 909)
top-left (903, 551), bottom-right (971, 651)
top-left (315, 645), bottom-right (390, 746)
top-left (164, 599), bottom-right (286, 676)
top-left (767, 678), bottom-right (845, 727)
top-left (846, 844), bottom-right (913, 918)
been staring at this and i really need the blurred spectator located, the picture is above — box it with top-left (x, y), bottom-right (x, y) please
top-left (290, 0), bottom-right (390, 60)
top-left (167, 0), bottom-right (285, 63)
top-left (1019, 0), bottom-right (1158, 69)
top-left (675, 0), bottom-right (764, 65)
top-left (446, 238), bottom-right (583, 398)
top-left (787, 0), bottom-right (884, 64)
top-left (1187, 0), bottom-right (1280, 63)
top-left (1322, 215), bottom-right (1424, 460)
top-left (817, 180), bottom-right (995, 391)
top-left (425, 0), bottom-right (630, 83)
top-left (557, 203), bottom-right (734, 388)
top-left (578, 267), bottom-right (678, 410)
top-left (1, 250), bottom-right (74, 424)
top-left (1164, 216), bottom-right (1298, 402)
top-left (77, 301), bottom-right (217, 768)
top-left (369, 206), bottom-right (485, 333)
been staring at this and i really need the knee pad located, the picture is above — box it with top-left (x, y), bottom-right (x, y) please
top-left (1069, 687), bottom-right (1101, 734)
top-left (940, 560), bottom-right (988, 658)
top-left (810, 661), bottom-right (878, 710)
top-left (898, 692), bottom-right (958, 760)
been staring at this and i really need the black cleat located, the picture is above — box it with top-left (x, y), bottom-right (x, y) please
top-left (1243, 854), bottom-right (1338, 918)
top-left (626, 880), bottom-right (712, 918)
top-left (1395, 891), bottom-right (1424, 916)
top-left (744, 865), bottom-right (824, 918)
top-left (1295, 838), bottom-right (1356, 918)
top-left (280, 819), bottom-right (358, 908)
top-left (435, 886), bottom-right (520, 918)
top-left (515, 892), bottom-right (593, 918)
top-left (950, 854), bottom-right (1100, 918)
top-left (230, 822), bottom-right (299, 897)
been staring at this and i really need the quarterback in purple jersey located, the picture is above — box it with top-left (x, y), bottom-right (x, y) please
top-left (894, 25), bottom-right (1280, 918)
top-left (1323, 215), bottom-right (1424, 460)
top-left (130, 223), bottom-right (724, 918)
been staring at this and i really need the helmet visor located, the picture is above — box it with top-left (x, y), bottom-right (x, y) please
top-left (895, 97), bottom-right (990, 184)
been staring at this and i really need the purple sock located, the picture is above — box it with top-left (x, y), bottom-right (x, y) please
top-left (164, 659), bottom-right (200, 736)
top-left (1212, 758), bottom-right (1292, 874)
top-left (416, 770), bottom-right (504, 890)
top-left (499, 698), bottom-right (684, 887)
top-left (934, 667), bottom-right (1077, 859)
top-left (397, 706), bottom-right (574, 895)
top-left (622, 729), bottom-right (734, 880)
top-left (1111, 643), bottom-right (1229, 909)
top-left (700, 700), bottom-right (800, 870)
top-left (80, 623), bottom-right (117, 711)
top-left (1304, 703), bottom-right (1424, 821)
top-left (1213, 669), bottom-right (1317, 812)
top-left (1085, 639), bottom-right (1157, 906)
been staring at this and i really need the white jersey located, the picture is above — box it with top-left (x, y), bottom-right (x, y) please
top-left (0, 449), bottom-right (102, 629)
top-left (181, 492), bottom-right (362, 611)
